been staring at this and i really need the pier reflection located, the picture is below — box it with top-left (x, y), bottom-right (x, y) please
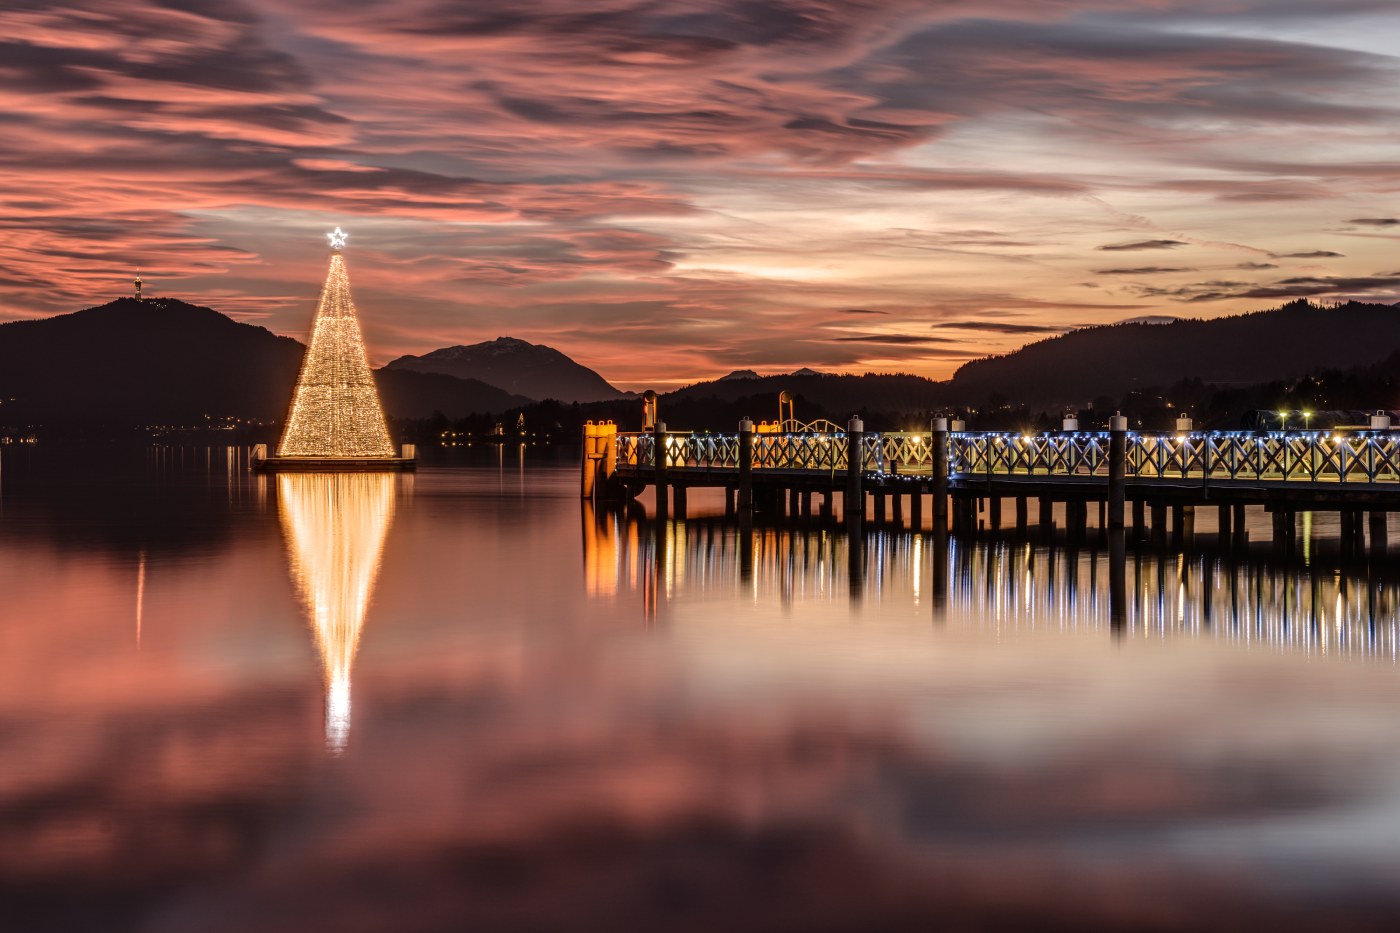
top-left (582, 507), bottom-right (1400, 658)
top-left (279, 473), bottom-right (398, 751)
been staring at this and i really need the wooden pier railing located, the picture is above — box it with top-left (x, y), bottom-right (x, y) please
top-left (582, 417), bottom-right (1400, 554)
top-left (951, 431), bottom-right (1400, 484)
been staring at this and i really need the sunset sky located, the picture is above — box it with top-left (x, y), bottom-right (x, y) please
top-left (3, 0), bottom-right (1399, 389)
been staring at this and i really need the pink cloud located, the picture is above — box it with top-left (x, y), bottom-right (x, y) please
top-left (0, 0), bottom-right (1397, 381)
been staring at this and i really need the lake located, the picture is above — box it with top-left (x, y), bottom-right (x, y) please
top-left (3, 445), bottom-right (1400, 931)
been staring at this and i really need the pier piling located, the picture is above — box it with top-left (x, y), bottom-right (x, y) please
top-left (738, 417), bottom-right (754, 517)
top-left (845, 417), bottom-right (864, 515)
top-left (653, 420), bottom-right (668, 518)
top-left (932, 418), bottom-right (949, 523)
top-left (1108, 414), bottom-right (1127, 529)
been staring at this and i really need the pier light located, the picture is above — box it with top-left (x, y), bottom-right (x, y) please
top-left (1176, 435), bottom-right (1187, 444)
top-left (1303, 411), bottom-right (1313, 430)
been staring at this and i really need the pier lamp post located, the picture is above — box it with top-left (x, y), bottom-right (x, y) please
top-left (1302, 411), bottom-right (1313, 432)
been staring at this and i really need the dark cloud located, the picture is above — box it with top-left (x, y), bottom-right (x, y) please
top-left (1237, 262), bottom-right (1279, 270)
top-left (830, 334), bottom-right (948, 345)
top-left (1094, 267), bottom-right (1194, 276)
top-left (1235, 275), bottom-right (1400, 300)
top-left (1274, 251), bottom-right (1344, 258)
top-left (1348, 218), bottom-right (1400, 226)
top-left (1097, 240), bottom-right (1188, 252)
top-left (1139, 272), bottom-right (1400, 303)
top-left (936, 321), bottom-right (1070, 334)
top-left (841, 308), bottom-right (889, 315)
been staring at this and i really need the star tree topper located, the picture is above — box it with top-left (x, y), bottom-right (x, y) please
top-left (327, 227), bottom-right (348, 250)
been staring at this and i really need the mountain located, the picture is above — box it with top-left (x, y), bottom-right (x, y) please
top-left (0, 297), bottom-right (304, 424)
top-left (374, 368), bottom-right (528, 419)
top-left (385, 337), bottom-right (625, 403)
top-left (0, 297), bottom-right (525, 427)
top-left (949, 300), bottom-right (1400, 407)
top-left (661, 371), bottom-right (950, 423)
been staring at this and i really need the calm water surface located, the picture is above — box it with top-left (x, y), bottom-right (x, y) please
top-left (4, 447), bottom-right (1400, 931)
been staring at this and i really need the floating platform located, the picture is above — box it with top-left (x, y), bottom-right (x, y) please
top-left (254, 456), bottom-right (416, 473)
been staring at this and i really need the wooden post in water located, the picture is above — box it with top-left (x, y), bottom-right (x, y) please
top-left (910, 485), bottom-right (924, 531)
top-left (1108, 528), bottom-right (1127, 637)
top-left (1218, 503), bottom-right (1232, 545)
top-left (1038, 497), bottom-right (1054, 541)
top-left (932, 417), bottom-right (949, 525)
top-left (988, 496), bottom-right (1001, 531)
top-left (1371, 511), bottom-right (1388, 561)
top-left (1108, 414), bottom-right (1127, 529)
top-left (738, 417), bottom-right (754, 517)
top-left (653, 420), bottom-right (668, 518)
top-left (673, 483), bottom-right (687, 518)
top-left (601, 421), bottom-right (617, 497)
top-left (1271, 509), bottom-right (1293, 554)
top-left (956, 495), bottom-right (974, 534)
top-left (845, 416), bottom-right (865, 517)
top-left (1131, 500), bottom-right (1146, 543)
top-left (1015, 497), bottom-right (1028, 535)
top-left (580, 421), bottom-right (598, 499)
top-left (1075, 501), bottom-right (1090, 541)
top-left (1108, 526), bottom-right (1131, 636)
top-left (1150, 503), bottom-right (1167, 547)
top-left (892, 489), bottom-right (904, 527)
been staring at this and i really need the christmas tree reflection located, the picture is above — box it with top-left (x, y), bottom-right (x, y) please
top-left (279, 472), bottom-right (397, 752)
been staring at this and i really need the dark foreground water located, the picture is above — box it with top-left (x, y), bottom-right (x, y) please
top-left (4, 446), bottom-right (1400, 931)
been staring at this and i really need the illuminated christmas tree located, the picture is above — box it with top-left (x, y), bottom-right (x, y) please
top-left (277, 228), bottom-right (396, 458)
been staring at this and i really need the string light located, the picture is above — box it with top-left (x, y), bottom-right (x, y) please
top-left (277, 241), bottom-right (395, 458)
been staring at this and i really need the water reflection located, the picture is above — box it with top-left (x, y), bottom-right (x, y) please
top-left (278, 472), bottom-right (397, 751)
top-left (583, 508), bottom-right (1400, 658)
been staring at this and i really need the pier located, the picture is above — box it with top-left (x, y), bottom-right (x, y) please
top-left (581, 415), bottom-right (1400, 557)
